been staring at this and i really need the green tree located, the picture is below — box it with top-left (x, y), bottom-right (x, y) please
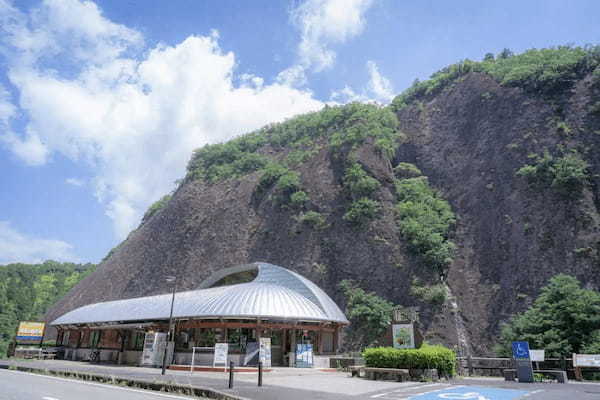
top-left (0, 261), bottom-right (96, 357)
top-left (497, 274), bottom-right (600, 357)
top-left (339, 280), bottom-right (394, 350)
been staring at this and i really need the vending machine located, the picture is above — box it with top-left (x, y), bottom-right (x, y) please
top-left (141, 332), bottom-right (173, 367)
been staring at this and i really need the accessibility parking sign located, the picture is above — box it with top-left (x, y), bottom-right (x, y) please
top-left (410, 386), bottom-right (529, 400)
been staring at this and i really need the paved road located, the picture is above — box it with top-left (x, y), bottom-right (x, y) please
top-left (0, 369), bottom-right (196, 400)
top-left (2, 360), bottom-right (600, 400)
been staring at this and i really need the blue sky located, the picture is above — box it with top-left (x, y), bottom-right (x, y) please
top-left (0, 0), bottom-right (599, 265)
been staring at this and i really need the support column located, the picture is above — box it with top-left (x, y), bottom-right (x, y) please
top-left (317, 327), bottom-right (324, 355)
top-left (333, 326), bottom-right (339, 354)
top-left (290, 328), bottom-right (296, 367)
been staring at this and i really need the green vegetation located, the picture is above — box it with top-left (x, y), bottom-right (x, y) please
top-left (363, 344), bottom-right (456, 377)
top-left (344, 163), bottom-right (381, 198)
top-left (186, 103), bottom-right (400, 184)
top-left (392, 45), bottom-right (600, 110)
top-left (342, 163), bottom-right (381, 226)
top-left (394, 162), bottom-right (423, 179)
top-left (395, 177), bottom-right (456, 276)
top-left (410, 280), bottom-right (447, 306)
top-left (516, 149), bottom-right (589, 197)
top-left (497, 274), bottom-right (600, 357)
top-left (294, 211), bottom-right (328, 230)
top-left (142, 194), bottom-right (172, 223)
top-left (0, 261), bottom-right (96, 357)
top-left (289, 191), bottom-right (310, 208)
top-left (343, 198), bottom-right (380, 225)
top-left (339, 280), bottom-right (394, 349)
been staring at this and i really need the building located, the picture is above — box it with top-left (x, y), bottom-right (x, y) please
top-left (51, 262), bottom-right (349, 368)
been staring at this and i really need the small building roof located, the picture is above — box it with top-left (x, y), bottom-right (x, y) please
top-left (51, 262), bottom-right (348, 326)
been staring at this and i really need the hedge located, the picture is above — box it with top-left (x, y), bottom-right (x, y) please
top-left (362, 344), bottom-right (456, 377)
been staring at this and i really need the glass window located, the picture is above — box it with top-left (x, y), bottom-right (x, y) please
top-left (89, 331), bottom-right (101, 348)
top-left (196, 328), bottom-right (216, 347)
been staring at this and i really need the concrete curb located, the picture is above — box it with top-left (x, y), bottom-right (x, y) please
top-left (0, 364), bottom-right (248, 400)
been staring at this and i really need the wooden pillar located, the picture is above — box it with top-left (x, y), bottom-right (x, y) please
top-left (290, 328), bottom-right (297, 367)
top-left (317, 326), bottom-right (324, 355)
top-left (332, 326), bottom-right (339, 354)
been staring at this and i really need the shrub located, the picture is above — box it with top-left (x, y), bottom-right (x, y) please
top-left (290, 191), bottom-right (310, 208)
top-left (343, 163), bottom-right (380, 199)
top-left (275, 170), bottom-right (301, 194)
top-left (411, 281), bottom-right (447, 306)
top-left (258, 162), bottom-right (289, 189)
top-left (142, 194), bottom-right (172, 223)
top-left (395, 177), bottom-right (456, 275)
top-left (516, 149), bottom-right (589, 197)
top-left (394, 162), bottom-right (423, 179)
top-left (363, 344), bottom-right (457, 377)
top-left (343, 198), bottom-right (380, 225)
top-left (294, 211), bottom-right (328, 230)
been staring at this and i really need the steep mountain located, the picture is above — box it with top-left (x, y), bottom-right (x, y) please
top-left (46, 46), bottom-right (600, 355)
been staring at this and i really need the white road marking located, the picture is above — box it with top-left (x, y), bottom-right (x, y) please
top-left (0, 369), bottom-right (195, 399)
top-left (521, 389), bottom-right (544, 397)
top-left (370, 384), bottom-right (459, 399)
top-left (42, 397), bottom-right (60, 400)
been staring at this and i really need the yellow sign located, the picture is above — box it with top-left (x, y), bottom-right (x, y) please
top-left (16, 321), bottom-right (45, 342)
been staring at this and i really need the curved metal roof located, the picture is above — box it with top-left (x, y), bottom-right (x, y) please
top-left (51, 262), bottom-right (348, 326)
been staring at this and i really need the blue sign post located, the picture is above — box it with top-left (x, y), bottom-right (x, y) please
top-left (511, 341), bottom-right (534, 383)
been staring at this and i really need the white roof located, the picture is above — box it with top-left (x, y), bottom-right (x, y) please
top-left (51, 262), bottom-right (348, 326)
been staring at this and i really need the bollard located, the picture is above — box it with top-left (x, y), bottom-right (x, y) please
top-left (258, 361), bottom-right (263, 387)
top-left (229, 361), bottom-right (234, 389)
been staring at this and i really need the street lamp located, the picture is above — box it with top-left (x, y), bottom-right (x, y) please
top-left (161, 275), bottom-right (177, 375)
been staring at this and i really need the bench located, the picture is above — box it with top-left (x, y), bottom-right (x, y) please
top-left (364, 367), bottom-right (410, 382)
top-left (503, 369), bottom-right (567, 383)
top-left (349, 365), bottom-right (365, 377)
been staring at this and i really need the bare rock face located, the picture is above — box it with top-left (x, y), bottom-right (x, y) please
top-left (47, 70), bottom-right (600, 355)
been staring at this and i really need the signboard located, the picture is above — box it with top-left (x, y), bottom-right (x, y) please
top-left (511, 341), bottom-right (534, 383)
top-left (392, 324), bottom-right (415, 349)
top-left (259, 337), bottom-right (271, 368)
top-left (213, 343), bottom-right (229, 368)
top-left (295, 343), bottom-right (313, 368)
top-left (16, 322), bottom-right (45, 343)
top-left (529, 350), bottom-right (545, 362)
top-left (573, 353), bottom-right (600, 367)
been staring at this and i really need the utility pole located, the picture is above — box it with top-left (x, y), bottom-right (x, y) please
top-left (161, 275), bottom-right (177, 375)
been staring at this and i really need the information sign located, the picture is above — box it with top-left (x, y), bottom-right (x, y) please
top-left (213, 343), bottom-right (229, 368)
top-left (511, 341), bottom-right (534, 383)
top-left (259, 337), bottom-right (271, 367)
top-left (392, 324), bottom-right (415, 349)
top-left (529, 350), bottom-right (544, 362)
top-left (16, 321), bottom-right (45, 343)
top-left (573, 353), bottom-right (600, 367)
top-left (295, 343), bottom-right (313, 368)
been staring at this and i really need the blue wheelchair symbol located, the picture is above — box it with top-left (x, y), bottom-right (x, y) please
top-left (512, 341), bottom-right (530, 359)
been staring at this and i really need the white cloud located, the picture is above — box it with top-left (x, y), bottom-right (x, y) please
top-left (66, 177), bottom-right (84, 186)
top-left (0, 221), bottom-right (78, 264)
top-left (330, 60), bottom-right (394, 104)
top-left (0, 0), bottom-right (324, 239)
top-left (366, 60), bottom-right (394, 102)
top-left (290, 0), bottom-right (374, 72)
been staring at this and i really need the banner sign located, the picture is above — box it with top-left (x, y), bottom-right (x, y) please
top-left (16, 321), bottom-right (45, 343)
top-left (392, 324), bottom-right (415, 349)
top-left (529, 350), bottom-right (545, 362)
top-left (213, 343), bottom-right (229, 368)
top-left (295, 343), bottom-right (313, 368)
top-left (573, 354), bottom-right (600, 367)
top-left (259, 337), bottom-right (271, 367)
